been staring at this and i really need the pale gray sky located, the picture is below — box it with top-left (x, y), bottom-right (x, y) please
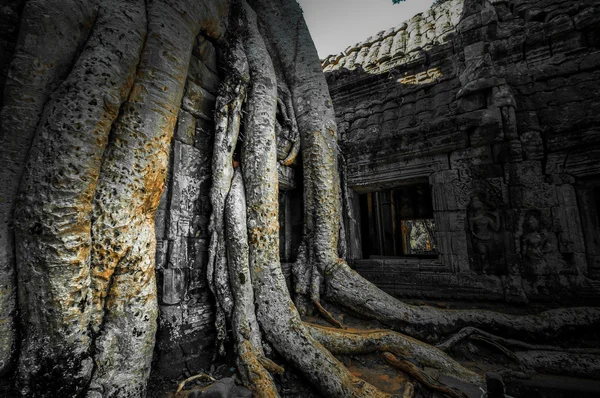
top-left (297, 0), bottom-right (435, 58)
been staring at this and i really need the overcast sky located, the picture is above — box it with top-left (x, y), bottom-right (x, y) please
top-left (297, 0), bottom-right (435, 58)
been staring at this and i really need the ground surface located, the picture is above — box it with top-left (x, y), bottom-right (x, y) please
top-left (149, 298), bottom-right (600, 398)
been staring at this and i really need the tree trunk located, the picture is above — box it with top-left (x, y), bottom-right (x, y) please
top-left (2, 1), bottom-right (599, 398)
top-left (240, 3), bottom-right (409, 397)
top-left (13, 1), bottom-right (145, 394)
top-left (87, 1), bottom-right (216, 395)
top-left (0, 0), bottom-right (97, 377)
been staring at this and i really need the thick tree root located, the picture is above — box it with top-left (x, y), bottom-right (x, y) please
top-left (324, 262), bottom-right (600, 343)
top-left (225, 168), bottom-right (278, 397)
top-left (437, 326), bottom-right (600, 379)
top-left (208, 36), bottom-right (249, 355)
top-left (291, 243), bottom-right (313, 316)
top-left (514, 350), bottom-right (600, 379)
top-left (240, 3), bottom-right (412, 397)
top-left (382, 353), bottom-right (469, 398)
top-left (437, 326), bottom-right (600, 354)
top-left (276, 85), bottom-right (300, 166)
top-left (305, 323), bottom-right (482, 386)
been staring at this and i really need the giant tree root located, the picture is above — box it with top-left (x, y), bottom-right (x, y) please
top-left (437, 326), bottom-right (600, 379)
top-left (238, 3), bottom-right (413, 397)
top-left (225, 168), bottom-right (278, 397)
top-left (325, 262), bottom-right (600, 343)
top-left (208, 22), bottom-right (249, 356)
top-left (305, 323), bottom-right (483, 386)
top-left (437, 326), bottom-right (600, 354)
top-left (515, 350), bottom-right (600, 379)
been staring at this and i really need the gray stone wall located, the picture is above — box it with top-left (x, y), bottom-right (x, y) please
top-left (153, 34), bottom-right (220, 377)
top-left (326, 0), bottom-right (600, 303)
top-left (0, 0), bottom-right (24, 110)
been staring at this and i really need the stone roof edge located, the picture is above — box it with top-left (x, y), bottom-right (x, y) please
top-left (321, 0), bottom-right (464, 70)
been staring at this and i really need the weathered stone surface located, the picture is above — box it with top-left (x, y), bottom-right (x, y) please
top-left (188, 55), bottom-right (221, 94)
top-left (174, 109), bottom-right (197, 145)
top-left (326, 0), bottom-right (600, 302)
top-left (182, 79), bottom-right (217, 120)
top-left (154, 31), bottom-right (220, 376)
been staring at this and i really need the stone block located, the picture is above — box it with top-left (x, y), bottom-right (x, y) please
top-left (490, 85), bottom-right (515, 108)
top-left (162, 268), bottom-right (187, 305)
top-left (184, 302), bottom-right (214, 331)
top-left (574, 6), bottom-right (600, 29)
top-left (463, 41), bottom-right (486, 63)
top-left (556, 184), bottom-right (578, 208)
top-left (187, 55), bottom-right (220, 94)
top-left (481, 1), bottom-right (498, 25)
top-left (552, 206), bottom-right (585, 253)
top-left (193, 35), bottom-right (218, 73)
top-left (155, 239), bottom-right (169, 270)
top-left (155, 209), bottom-right (167, 240)
top-left (434, 211), bottom-right (449, 232)
top-left (456, 109), bottom-right (486, 130)
top-left (451, 233), bottom-right (468, 255)
top-left (168, 238), bottom-right (189, 269)
top-left (278, 164), bottom-right (296, 191)
top-left (173, 109), bottom-right (196, 146)
top-left (501, 106), bottom-right (519, 140)
top-left (170, 141), bottom-right (203, 217)
top-left (450, 146), bottom-right (494, 169)
top-left (516, 111), bottom-right (540, 133)
top-left (492, 140), bottom-right (523, 164)
top-left (545, 14), bottom-right (574, 37)
top-left (182, 79), bottom-right (216, 121)
top-left (457, 92), bottom-right (486, 113)
top-left (521, 183), bottom-right (558, 208)
top-left (429, 169), bottom-right (459, 185)
top-left (504, 161), bottom-right (543, 187)
top-left (520, 131), bottom-right (544, 161)
top-left (166, 209), bottom-right (180, 240)
top-left (509, 186), bottom-right (523, 208)
top-left (188, 249), bottom-right (207, 294)
top-left (553, 185), bottom-right (586, 255)
top-left (432, 183), bottom-right (459, 211)
top-left (458, 13), bottom-right (482, 33)
top-left (469, 108), bottom-right (504, 147)
top-left (472, 164), bottom-right (505, 181)
top-left (458, 76), bottom-right (505, 98)
top-left (551, 31), bottom-right (586, 55)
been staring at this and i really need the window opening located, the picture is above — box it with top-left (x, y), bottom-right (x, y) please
top-left (359, 183), bottom-right (437, 258)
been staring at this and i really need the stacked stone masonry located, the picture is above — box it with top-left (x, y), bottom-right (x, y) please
top-left (0, 0), bottom-right (24, 111)
top-left (325, 0), bottom-right (600, 304)
top-left (153, 34), bottom-right (220, 377)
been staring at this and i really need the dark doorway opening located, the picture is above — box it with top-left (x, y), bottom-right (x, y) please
top-left (359, 182), bottom-right (437, 259)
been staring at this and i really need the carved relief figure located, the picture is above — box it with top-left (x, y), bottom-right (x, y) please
top-left (468, 196), bottom-right (500, 272)
top-left (521, 210), bottom-right (553, 275)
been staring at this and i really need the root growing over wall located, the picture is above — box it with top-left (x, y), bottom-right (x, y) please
top-left (1, 0), bottom-right (599, 397)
